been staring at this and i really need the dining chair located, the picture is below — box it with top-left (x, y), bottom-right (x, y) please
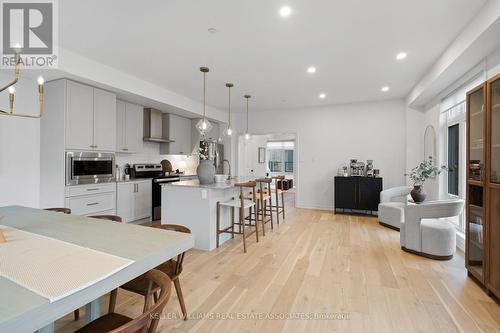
top-left (74, 269), bottom-right (172, 333)
top-left (216, 181), bottom-right (258, 253)
top-left (44, 207), bottom-right (72, 214)
top-left (111, 224), bottom-right (190, 320)
top-left (88, 215), bottom-right (123, 222)
top-left (44, 207), bottom-right (81, 321)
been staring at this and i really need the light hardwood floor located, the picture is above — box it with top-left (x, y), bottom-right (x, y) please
top-left (55, 194), bottom-right (500, 333)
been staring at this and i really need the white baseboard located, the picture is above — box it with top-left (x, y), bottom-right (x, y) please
top-left (295, 202), bottom-right (334, 211)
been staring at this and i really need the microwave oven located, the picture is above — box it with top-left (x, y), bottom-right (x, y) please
top-left (66, 151), bottom-right (115, 185)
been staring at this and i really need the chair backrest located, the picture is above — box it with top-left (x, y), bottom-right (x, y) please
top-left (256, 178), bottom-right (272, 201)
top-left (271, 175), bottom-right (285, 189)
top-left (44, 207), bottom-right (71, 214)
top-left (235, 181), bottom-right (257, 209)
top-left (89, 215), bottom-right (123, 222)
top-left (108, 269), bottom-right (172, 333)
top-left (151, 224), bottom-right (191, 275)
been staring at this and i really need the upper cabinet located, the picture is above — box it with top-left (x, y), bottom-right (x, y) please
top-left (65, 80), bottom-right (116, 151)
top-left (116, 100), bottom-right (143, 153)
top-left (160, 113), bottom-right (192, 155)
top-left (66, 81), bottom-right (94, 149)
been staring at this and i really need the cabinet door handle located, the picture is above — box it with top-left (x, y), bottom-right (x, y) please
top-left (122, 148), bottom-right (128, 151)
top-left (86, 188), bottom-right (99, 191)
top-left (87, 202), bottom-right (99, 206)
top-left (358, 184), bottom-right (361, 203)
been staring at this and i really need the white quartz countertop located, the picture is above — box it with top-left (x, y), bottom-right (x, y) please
top-left (164, 179), bottom-right (234, 189)
top-left (163, 177), bottom-right (258, 190)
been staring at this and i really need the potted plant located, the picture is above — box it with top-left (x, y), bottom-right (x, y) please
top-left (196, 142), bottom-right (215, 184)
top-left (405, 158), bottom-right (448, 203)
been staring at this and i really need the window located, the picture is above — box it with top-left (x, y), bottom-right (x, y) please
top-left (441, 100), bottom-right (466, 232)
top-left (448, 124), bottom-right (459, 196)
top-left (266, 141), bottom-right (294, 174)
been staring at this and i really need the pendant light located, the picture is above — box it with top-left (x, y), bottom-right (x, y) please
top-left (196, 67), bottom-right (213, 137)
top-left (225, 83), bottom-right (234, 136)
top-left (244, 94), bottom-right (251, 140)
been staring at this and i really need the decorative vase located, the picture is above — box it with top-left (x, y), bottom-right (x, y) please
top-left (197, 159), bottom-right (215, 184)
top-left (410, 184), bottom-right (427, 203)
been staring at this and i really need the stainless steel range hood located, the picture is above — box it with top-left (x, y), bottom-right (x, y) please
top-left (143, 108), bottom-right (174, 143)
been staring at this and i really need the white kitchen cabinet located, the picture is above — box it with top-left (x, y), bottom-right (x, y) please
top-left (160, 113), bottom-right (192, 155)
top-left (64, 183), bottom-right (117, 216)
top-left (117, 100), bottom-right (143, 153)
top-left (117, 180), bottom-right (152, 223)
top-left (116, 182), bottom-right (135, 222)
top-left (135, 181), bottom-right (152, 220)
top-left (93, 88), bottom-right (116, 151)
top-left (66, 81), bottom-right (94, 150)
top-left (65, 80), bottom-right (117, 151)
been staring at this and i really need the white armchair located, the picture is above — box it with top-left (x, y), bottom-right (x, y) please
top-left (401, 199), bottom-right (465, 260)
top-left (378, 186), bottom-right (411, 230)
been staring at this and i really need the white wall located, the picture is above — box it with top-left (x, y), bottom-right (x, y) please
top-left (237, 135), bottom-right (269, 178)
top-left (233, 99), bottom-right (407, 210)
top-left (0, 74), bottom-right (41, 207)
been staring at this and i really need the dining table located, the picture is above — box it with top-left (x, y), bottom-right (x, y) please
top-left (0, 205), bottom-right (194, 333)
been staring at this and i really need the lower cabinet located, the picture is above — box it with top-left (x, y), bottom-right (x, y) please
top-left (334, 176), bottom-right (383, 214)
top-left (117, 180), bottom-right (152, 223)
top-left (64, 183), bottom-right (116, 216)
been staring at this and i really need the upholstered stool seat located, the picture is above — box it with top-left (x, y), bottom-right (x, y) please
top-left (219, 199), bottom-right (255, 209)
top-left (420, 218), bottom-right (456, 257)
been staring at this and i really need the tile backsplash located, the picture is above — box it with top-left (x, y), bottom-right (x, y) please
top-left (115, 142), bottom-right (199, 175)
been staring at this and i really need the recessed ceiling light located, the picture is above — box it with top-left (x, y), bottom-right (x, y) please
top-left (396, 52), bottom-right (407, 60)
top-left (381, 86), bottom-right (390, 92)
top-left (208, 28), bottom-right (217, 34)
top-left (307, 66), bottom-right (316, 74)
top-left (319, 93), bottom-right (326, 99)
top-left (279, 6), bottom-right (292, 17)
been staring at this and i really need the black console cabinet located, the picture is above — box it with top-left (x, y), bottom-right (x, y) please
top-left (334, 176), bottom-right (383, 214)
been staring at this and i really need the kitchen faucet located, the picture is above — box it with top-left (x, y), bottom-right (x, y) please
top-left (223, 159), bottom-right (231, 180)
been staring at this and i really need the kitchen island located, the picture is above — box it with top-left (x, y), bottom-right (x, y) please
top-left (161, 179), bottom-right (249, 251)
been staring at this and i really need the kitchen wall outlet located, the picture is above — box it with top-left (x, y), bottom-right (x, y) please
top-left (201, 189), bottom-right (207, 199)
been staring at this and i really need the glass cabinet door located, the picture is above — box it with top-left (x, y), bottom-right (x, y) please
top-left (468, 87), bottom-right (485, 181)
top-left (490, 78), bottom-right (500, 183)
top-left (467, 185), bottom-right (484, 278)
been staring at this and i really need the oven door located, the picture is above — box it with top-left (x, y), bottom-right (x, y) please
top-left (66, 152), bottom-right (115, 185)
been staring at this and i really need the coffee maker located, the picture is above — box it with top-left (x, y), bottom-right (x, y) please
top-left (350, 159), bottom-right (365, 176)
top-left (366, 160), bottom-right (374, 177)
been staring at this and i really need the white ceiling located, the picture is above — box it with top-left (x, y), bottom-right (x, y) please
top-left (59, 0), bottom-right (487, 112)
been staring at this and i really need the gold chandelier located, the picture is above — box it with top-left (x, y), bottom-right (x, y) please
top-left (0, 51), bottom-right (45, 118)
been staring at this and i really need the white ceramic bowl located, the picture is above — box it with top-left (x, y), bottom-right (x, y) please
top-left (214, 174), bottom-right (227, 183)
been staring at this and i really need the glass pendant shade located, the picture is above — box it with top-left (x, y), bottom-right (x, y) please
top-left (196, 118), bottom-right (212, 135)
top-left (226, 127), bottom-right (233, 136)
top-left (197, 66), bottom-right (211, 137)
top-left (245, 132), bottom-right (251, 140)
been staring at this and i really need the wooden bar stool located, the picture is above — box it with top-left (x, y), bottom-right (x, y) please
top-left (216, 181), bottom-right (258, 253)
top-left (243, 178), bottom-right (273, 236)
top-left (263, 176), bottom-right (287, 225)
top-left (112, 224), bottom-right (190, 320)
